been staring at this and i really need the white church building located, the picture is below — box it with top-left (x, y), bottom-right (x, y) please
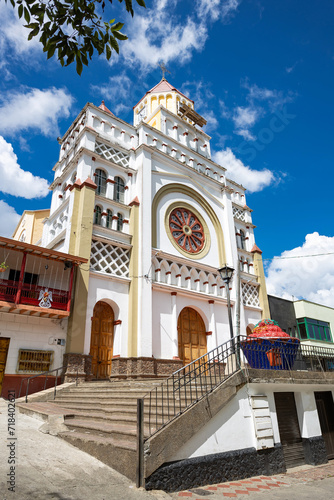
top-left (39, 78), bottom-right (269, 380)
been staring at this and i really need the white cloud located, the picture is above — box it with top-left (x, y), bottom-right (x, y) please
top-left (266, 233), bottom-right (334, 308)
top-left (214, 147), bottom-right (275, 192)
top-left (0, 3), bottom-right (42, 73)
top-left (0, 136), bottom-right (49, 198)
top-left (233, 106), bottom-right (260, 128)
top-left (243, 82), bottom-right (294, 112)
top-left (221, 81), bottom-right (295, 141)
top-left (196, 0), bottom-right (241, 22)
top-left (119, 3), bottom-right (208, 70)
top-left (90, 73), bottom-right (132, 115)
top-left (0, 87), bottom-right (73, 137)
top-left (0, 200), bottom-right (21, 237)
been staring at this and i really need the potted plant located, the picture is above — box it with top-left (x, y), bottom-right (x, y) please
top-left (0, 262), bottom-right (8, 273)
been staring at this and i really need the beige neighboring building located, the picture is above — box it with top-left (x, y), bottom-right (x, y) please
top-left (12, 209), bottom-right (50, 245)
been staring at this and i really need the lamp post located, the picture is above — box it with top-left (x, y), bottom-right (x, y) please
top-left (218, 265), bottom-right (235, 349)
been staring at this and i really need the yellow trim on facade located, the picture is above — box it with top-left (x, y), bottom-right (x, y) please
top-left (152, 183), bottom-right (226, 265)
top-left (127, 204), bottom-right (139, 357)
top-left (253, 252), bottom-right (270, 319)
top-left (164, 201), bottom-right (211, 260)
top-left (66, 182), bottom-right (96, 354)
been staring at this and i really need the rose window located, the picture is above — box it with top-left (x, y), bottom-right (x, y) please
top-left (169, 208), bottom-right (205, 253)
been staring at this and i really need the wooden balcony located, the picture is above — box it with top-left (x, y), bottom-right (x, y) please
top-left (0, 279), bottom-right (69, 311)
top-left (0, 236), bottom-right (88, 318)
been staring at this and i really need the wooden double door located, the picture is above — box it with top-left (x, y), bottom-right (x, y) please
top-left (0, 338), bottom-right (10, 395)
top-left (315, 391), bottom-right (334, 459)
top-left (90, 302), bottom-right (114, 379)
top-left (178, 307), bottom-right (207, 365)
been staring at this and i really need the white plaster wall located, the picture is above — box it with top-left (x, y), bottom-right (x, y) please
top-left (0, 312), bottom-right (67, 373)
top-left (152, 289), bottom-right (234, 359)
top-left (84, 274), bottom-right (130, 357)
top-left (152, 181), bottom-right (222, 268)
top-left (170, 386), bottom-right (255, 460)
top-left (248, 383), bottom-right (334, 444)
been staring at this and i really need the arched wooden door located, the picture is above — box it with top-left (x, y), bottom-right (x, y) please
top-left (178, 307), bottom-right (207, 365)
top-left (90, 301), bottom-right (114, 379)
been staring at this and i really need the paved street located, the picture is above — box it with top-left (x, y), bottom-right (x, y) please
top-left (1, 397), bottom-right (333, 500)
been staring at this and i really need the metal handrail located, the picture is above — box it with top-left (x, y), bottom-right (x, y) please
top-left (141, 336), bottom-right (242, 443)
top-left (18, 365), bottom-right (79, 403)
top-left (140, 336), bottom-right (334, 443)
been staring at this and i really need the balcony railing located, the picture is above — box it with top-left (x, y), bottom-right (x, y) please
top-left (0, 278), bottom-right (69, 311)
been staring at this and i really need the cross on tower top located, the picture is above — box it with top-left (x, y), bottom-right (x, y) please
top-left (158, 62), bottom-right (171, 80)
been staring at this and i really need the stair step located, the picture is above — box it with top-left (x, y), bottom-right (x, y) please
top-left (59, 430), bottom-right (137, 481)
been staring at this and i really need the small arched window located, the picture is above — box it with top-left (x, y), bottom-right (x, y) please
top-left (94, 205), bottom-right (102, 225)
top-left (240, 230), bottom-right (246, 250)
top-left (236, 229), bottom-right (246, 250)
top-left (114, 176), bottom-right (125, 203)
top-left (71, 171), bottom-right (77, 184)
top-left (106, 209), bottom-right (113, 229)
top-left (95, 169), bottom-right (107, 196)
top-left (19, 230), bottom-right (26, 242)
top-left (117, 212), bottom-right (123, 231)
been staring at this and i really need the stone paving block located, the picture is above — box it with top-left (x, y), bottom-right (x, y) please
top-left (234, 490), bottom-right (249, 494)
top-left (222, 494), bottom-right (237, 498)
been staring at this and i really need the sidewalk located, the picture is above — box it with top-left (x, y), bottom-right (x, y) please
top-left (1, 397), bottom-right (333, 500)
top-left (171, 462), bottom-right (334, 500)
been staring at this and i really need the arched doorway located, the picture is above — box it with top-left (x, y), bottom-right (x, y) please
top-left (178, 307), bottom-right (207, 365)
top-left (90, 301), bottom-right (114, 379)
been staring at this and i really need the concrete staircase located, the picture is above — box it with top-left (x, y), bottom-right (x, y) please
top-left (19, 378), bottom-right (173, 481)
top-left (18, 370), bottom-right (247, 484)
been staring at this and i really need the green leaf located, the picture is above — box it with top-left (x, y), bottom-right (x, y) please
top-left (113, 31), bottom-right (127, 41)
top-left (76, 56), bottom-right (83, 75)
top-left (18, 3), bottom-right (23, 18)
top-left (109, 35), bottom-right (119, 53)
top-left (111, 22), bottom-right (124, 31)
top-left (24, 7), bottom-right (30, 23)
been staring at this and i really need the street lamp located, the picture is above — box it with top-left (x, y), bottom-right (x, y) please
top-left (218, 265), bottom-right (235, 343)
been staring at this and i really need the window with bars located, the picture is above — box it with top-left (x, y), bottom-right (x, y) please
top-left (106, 209), bottom-right (113, 229)
top-left (94, 205), bottom-right (102, 225)
top-left (95, 168), bottom-right (107, 196)
top-left (117, 212), bottom-right (123, 231)
top-left (17, 349), bottom-right (53, 373)
top-left (114, 176), bottom-right (125, 203)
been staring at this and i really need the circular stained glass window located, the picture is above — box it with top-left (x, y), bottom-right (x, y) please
top-left (169, 207), bottom-right (205, 254)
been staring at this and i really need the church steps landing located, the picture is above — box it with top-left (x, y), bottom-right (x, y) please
top-left (64, 418), bottom-right (139, 443)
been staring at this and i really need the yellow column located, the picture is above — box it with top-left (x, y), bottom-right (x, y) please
top-left (127, 197), bottom-right (140, 357)
top-left (66, 178), bottom-right (96, 353)
top-left (251, 245), bottom-right (270, 319)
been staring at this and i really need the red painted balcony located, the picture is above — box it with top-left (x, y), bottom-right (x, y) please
top-left (0, 279), bottom-right (69, 310)
top-left (0, 236), bottom-right (88, 318)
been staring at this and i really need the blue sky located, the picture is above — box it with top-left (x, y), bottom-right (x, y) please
top-left (1, 0), bottom-right (334, 305)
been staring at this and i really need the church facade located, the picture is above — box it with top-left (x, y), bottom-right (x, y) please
top-left (40, 79), bottom-right (269, 379)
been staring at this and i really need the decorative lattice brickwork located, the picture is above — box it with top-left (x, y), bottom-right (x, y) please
top-left (90, 240), bottom-right (130, 277)
top-left (95, 142), bottom-right (130, 168)
top-left (233, 206), bottom-right (246, 222)
top-left (242, 282), bottom-right (260, 307)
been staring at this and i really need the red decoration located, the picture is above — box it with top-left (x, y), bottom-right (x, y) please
top-left (248, 319), bottom-right (293, 339)
top-left (169, 207), bottom-right (205, 254)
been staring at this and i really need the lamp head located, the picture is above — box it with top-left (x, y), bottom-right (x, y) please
top-left (218, 265), bottom-right (234, 282)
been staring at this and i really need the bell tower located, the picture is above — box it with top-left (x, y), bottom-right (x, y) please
top-left (133, 79), bottom-right (206, 131)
